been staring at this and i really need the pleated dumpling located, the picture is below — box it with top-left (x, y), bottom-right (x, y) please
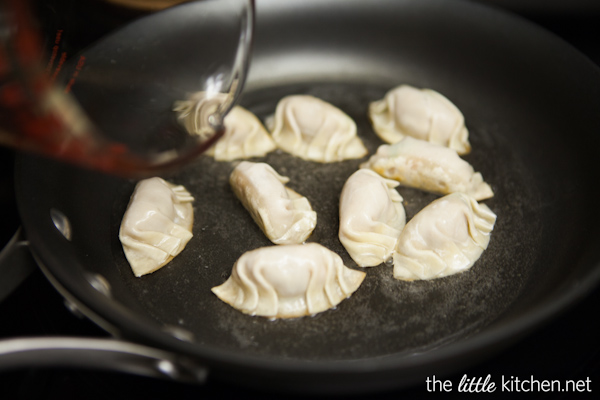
top-left (230, 161), bottom-right (317, 245)
top-left (266, 95), bottom-right (368, 162)
top-left (173, 91), bottom-right (227, 139)
top-left (119, 177), bottom-right (194, 277)
top-left (206, 106), bottom-right (276, 161)
top-left (369, 84), bottom-right (471, 155)
top-left (393, 193), bottom-right (496, 281)
top-left (212, 243), bottom-right (366, 318)
top-left (175, 92), bottom-right (276, 160)
top-left (339, 169), bottom-right (406, 267)
top-left (361, 137), bottom-right (494, 200)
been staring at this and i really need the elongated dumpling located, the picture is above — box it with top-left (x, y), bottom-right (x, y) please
top-left (369, 84), bottom-right (471, 154)
top-left (393, 193), bottom-right (496, 280)
top-left (339, 169), bottom-right (406, 267)
top-left (230, 161), bottom-right (317, 244)
top-left (212, 243), bottom-right (366, 318)
top-left (266, 95), bottom-right (368, 162)
top-left (119, 177), bottom-right (194, 277)
top-left (361, 137), bottom-right (493, 200)
top-left (204, 106), bottom-right (276, 161)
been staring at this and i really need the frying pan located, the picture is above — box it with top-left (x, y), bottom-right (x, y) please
top-left (5, 0), bottom-right (600, 394)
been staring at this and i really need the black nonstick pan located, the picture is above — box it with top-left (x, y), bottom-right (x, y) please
top-left (7, 0), bottom-right (600, 394)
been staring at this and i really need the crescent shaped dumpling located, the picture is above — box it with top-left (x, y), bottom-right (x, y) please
top-left (119, 177), bottom-right (194, 277)
top-left (211, 243), bottom-right (366, 318)
top-left (393, 192), bottom-right (496, 280)
top-left (266, 95), bottom-right (368, 162)
top-left (339, 169), bottom-right (406, 267)
top-left (173, 91), bottom-right (227, 140)
top-left (361, 137), bottom-right (493, 200)
top-left (230, 161), bottom-right (317, 245)
top-left (369, 84), bottom-right (471, 155)
top-left (206, 106), bottom-right (276, 161)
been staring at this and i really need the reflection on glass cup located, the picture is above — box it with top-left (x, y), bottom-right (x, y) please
top-left (0, 0), bottom-right (253, 176)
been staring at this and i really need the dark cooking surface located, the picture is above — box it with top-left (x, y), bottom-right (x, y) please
top-left (100, 81), bottom-right (532, 361)
top-left (2, 1), bottom-right (600, 398)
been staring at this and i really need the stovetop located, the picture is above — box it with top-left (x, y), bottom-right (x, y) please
top-left (1, 2), bottom-right (600, 398)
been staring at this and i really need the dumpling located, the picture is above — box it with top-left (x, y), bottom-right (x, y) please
top-left (266, 94), bottom-right (368, 162)
top-left (211, 243), bottom-right (366, 318)
top-left (119, 177), bottom-right (194, 277)
top-left (339, 169), bottom-right (406, 267)
top-left (393, 192), bottom-right (496, 280)
top-left (229, 161), bottom-right (317, 244)
top-left (175, 93), bottom-right (276, 160)
top-left (205, 106), bottom-right (276, 161)
top-left (173, 91), bottom-right (228, 140)
top-left (369, 84), bottom-right (471, 155)
top-left (361, 137), bottom-right (493, 200)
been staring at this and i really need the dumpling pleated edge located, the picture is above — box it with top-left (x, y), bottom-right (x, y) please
top-left (392, 192), bottom-right (497, 281)
top-left (211, 243), bottom-right (366, 319)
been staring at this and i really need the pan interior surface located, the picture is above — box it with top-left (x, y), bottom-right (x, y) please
top-left (15, 0), bottom-right (600, 386)
top-left (107, 80), bottom-right (537, 361)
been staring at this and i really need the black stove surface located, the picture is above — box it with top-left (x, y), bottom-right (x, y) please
top-left (1, 1), bottom-right (600, 399)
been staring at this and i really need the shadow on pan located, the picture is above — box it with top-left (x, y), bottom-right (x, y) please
top-left (13, 0), bottom-right (600, 394)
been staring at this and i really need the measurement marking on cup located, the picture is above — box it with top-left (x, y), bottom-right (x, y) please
top-left (45, 29), bottom-right (63, 73)
top-left (64, 56), bottom-right (87, 94)
top-left (50, 51), bottom-right (67, 83)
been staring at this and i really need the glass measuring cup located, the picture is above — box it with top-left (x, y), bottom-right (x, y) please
top-left (0, 0), bottom-right (254, 176)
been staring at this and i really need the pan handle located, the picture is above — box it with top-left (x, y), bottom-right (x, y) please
top-left (0, 336), bottom-right (208, 383)
top-left (0, 229), bottom-right (208, 383)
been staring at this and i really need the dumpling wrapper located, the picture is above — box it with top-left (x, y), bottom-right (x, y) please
top-left (361, 137), bottom-right (493, 200)
top-left (369, 84), bottom-right (471, 155)
top-left (173, 91), bottom-right (228, 140)
top-left (266, 94), bottom-right (368, 162)
top-left (230, 161), bottom-right (317, 245)
top-left (339, 169), bottom-right (406, 267)
top-left (205, 106), bottom-right (276, 161)
top-left (212, 243), bottom-right (366, 318)
top-left (175, 93), bottom-right (276, 160)
top-left (119, 177), bottom-right (194, 277)
top-left (393, 192), bottom-right (496, 280)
